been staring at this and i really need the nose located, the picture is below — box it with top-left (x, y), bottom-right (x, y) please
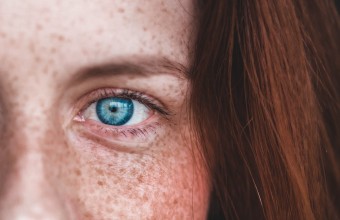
top-left (0, 139), bottom-right (70, 220)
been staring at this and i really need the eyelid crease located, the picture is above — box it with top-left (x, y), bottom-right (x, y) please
top-left (69, 56), bottom-right (188, 88)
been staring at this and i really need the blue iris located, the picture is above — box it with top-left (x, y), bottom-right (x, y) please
top-left (96, 97), bottom-right (134, 126)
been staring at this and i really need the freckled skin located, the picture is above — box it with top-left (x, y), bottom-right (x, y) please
top-left (0, 0), bottom-right (210, 219)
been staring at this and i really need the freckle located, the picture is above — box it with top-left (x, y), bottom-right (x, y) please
top-left (135, 7), bottom-right (144, 13)
top-left (0, 32), bottom-right (7, 38)
top-left (43, 66), bottom-right (50, 74)
top-left (96, 28), bottom-right (103, 35)
top-left (105, 196), bottom-right (112, 203)
top-left (39, 100), bottom-right (45, 108)
top-left (118, 7), bottom-right (125, 13)
top-left (50, 70), bottom-right (58, 79)
top-left (82, 48), bottom-right (89, 55)
top-left (36, 24), bottom-right (43, 31)
top-left (57, 35), bottom-right (65, 41)
top-left (142, 194), bottom-right (149, 202)
top-left (84, 212), bottom-right (93, 219)
top-left (106, 206), bottom-right (113, 213)
top-left (131, 168), bottom-right (138, 175)
top-left (50, 47), bottom-right (57, 54)
top-left (96, 168), bottom-right (104, 175)
top-left (137, 174), bottom-right (143, 183)
top-left (97, 180), bottom-right (105, 186)
top-left (143, 27), bottom-right (148, 31)
top-left (35, 56), bottom-right (41, 63)
top-left (75, 169), bottom-right (81, 176)
top-left (50, 34), bottom-right (65, 42)
top-left (9, 38), bottom-right (16, 46)
top-left (140, 39), bottom-right (146, 46)
top-left (29, 42), bottom-right (36, 53)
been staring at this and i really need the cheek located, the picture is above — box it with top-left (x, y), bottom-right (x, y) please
top-left (45, 121), bottom-right (210, 219)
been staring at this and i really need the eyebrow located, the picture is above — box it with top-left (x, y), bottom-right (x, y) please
top-left (71, 56), bottom-right (189, 84)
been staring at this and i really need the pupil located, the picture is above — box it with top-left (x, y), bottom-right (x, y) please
top-left (110, 106), bottom-right (118, 113)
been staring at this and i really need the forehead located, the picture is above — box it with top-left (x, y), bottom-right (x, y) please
top-left (0, 0), bottom-right (193, 73)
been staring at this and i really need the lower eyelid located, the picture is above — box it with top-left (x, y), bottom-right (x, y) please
top-left (71, 119), bottom-right (163, 146)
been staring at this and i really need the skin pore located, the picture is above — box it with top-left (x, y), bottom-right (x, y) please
top-left (0, 0), bottom-right (210, 219)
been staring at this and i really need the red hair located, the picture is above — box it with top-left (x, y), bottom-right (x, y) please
top-left (190, 0), bottom-right (340, 219)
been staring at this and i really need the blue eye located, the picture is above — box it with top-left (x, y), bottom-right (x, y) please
top-left (96, 97), bottom-right (134, 126)
top-left (83, 95), bottom-right (152, 127)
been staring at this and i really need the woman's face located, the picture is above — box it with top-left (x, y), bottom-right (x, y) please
top-left (0, 0), bottom-right (210, 219)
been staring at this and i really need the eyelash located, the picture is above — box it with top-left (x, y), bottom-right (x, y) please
top-left (74, 88), bottom-right (170, 139)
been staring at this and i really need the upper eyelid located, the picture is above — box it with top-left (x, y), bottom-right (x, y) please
top-left (76, 88), bottom-right (172, 119)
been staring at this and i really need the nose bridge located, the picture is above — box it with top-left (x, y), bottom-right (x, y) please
top-left (1, 148), bottom-right (46, 202)
top-left (0, 138), bottom-right (70, 220)
top-left (0, 137), bottom-right (68, 220)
